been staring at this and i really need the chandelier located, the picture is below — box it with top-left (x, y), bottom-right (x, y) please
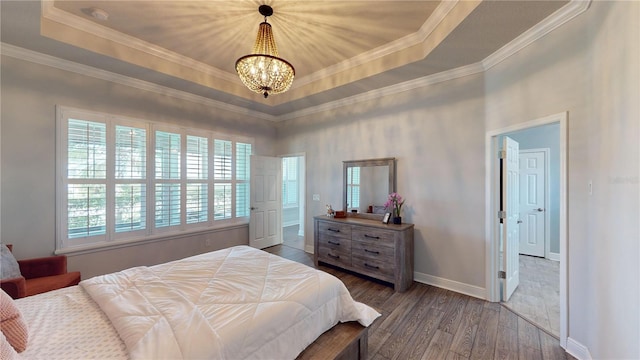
top-left (235, 5), bottom-right (295, 98)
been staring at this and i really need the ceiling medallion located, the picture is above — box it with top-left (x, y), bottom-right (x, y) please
top-left (235, 5), bottom-right (295, 99)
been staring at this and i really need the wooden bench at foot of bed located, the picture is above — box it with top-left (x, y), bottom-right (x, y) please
top-left (297, 321), bottom-right (368, 360)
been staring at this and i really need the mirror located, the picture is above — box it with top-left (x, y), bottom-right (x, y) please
top-left (343, 158), bottom-right (396, 218)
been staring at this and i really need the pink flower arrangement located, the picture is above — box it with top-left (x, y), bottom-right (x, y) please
top-left (384, 192), bottom-right (405, 218)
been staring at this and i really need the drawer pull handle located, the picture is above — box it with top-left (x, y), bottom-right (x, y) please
top-left (327, 228), bottom-right (341, 233)
top-left (364, 249), bottom-right (380, 255)
top-left (364, 263), bottom-right (379, 270)
top-left (328, 253), bottom-right (340, 259)
top-left (328, 240), bottom-right (340, 246)
top-left (364, 234), bottom-right (380, 239)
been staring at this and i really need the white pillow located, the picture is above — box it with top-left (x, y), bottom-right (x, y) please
top-left (0, 245), bottom-right (21, 280)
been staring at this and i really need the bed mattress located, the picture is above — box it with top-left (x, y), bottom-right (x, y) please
top-left (16, 245), bottom-right (379, 359)
top-left (16, 286), bottom-right (128, 359)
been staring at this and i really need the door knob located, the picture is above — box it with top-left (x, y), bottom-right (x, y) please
top-left (517, 220), bottom-right (523, 224)
top-left (536, 208), bottom-right (544, 212)
top-left (250, 207), bottom-right (258, 210)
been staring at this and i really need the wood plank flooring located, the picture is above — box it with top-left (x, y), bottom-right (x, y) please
top-left (264, 244), bottom-right (574, 360)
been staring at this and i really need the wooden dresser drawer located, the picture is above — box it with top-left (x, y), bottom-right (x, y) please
top-left (352, 240), bottom-right (394, 261)
top-left (352, 226), bottom-right (395, 247)
top-left (351, 255), bottom-right (394, 281)
top-left (318, 234), bottom-right (351, 252)
top-left (318, 221), bottom-right (352, 240)
top-left (317, 246), bottom-right (352, 268)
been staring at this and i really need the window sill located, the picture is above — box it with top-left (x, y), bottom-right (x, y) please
top-left (55, 221), bottom-right (249, 256)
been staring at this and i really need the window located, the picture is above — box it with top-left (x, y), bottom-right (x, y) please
top-left (346, 166), bottom-right (360, 210)
top-left (57, 107), bottom-right (253, 251)
top-left (282, 157), bottom-right (298, 207)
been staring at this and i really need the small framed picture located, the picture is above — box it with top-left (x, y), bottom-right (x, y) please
top-left (382, 212), bottom-right (391, 224)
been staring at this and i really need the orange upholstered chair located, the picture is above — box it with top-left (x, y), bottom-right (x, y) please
top-left (0, 245), bottom-right (81, 299)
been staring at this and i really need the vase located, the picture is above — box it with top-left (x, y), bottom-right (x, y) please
top-left (392, 216), bottom-right (402, 225)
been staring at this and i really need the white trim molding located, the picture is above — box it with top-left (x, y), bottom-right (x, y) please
top-left (0, 43), bottom-right (277, 122)
top-left (566, 337), bottom-right (593, 360)
top-left (482, 0), bottom-right (591, 71)
top-left (485, 112), bottom-right (569, 349)
top-left (414, 271), bottom-right (486, 300)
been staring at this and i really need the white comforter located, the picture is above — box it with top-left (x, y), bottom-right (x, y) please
top-left (80, 245), bottom-right (380, 360)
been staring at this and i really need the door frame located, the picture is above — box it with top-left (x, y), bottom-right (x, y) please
top-left (485, 112), bottom-right (568, 348)
top-left (519, 148), bottom-right (552, 259)
top-left (279, 152), bottom-right (308, 252)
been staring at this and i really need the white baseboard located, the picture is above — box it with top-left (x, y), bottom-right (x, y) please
top-left (566, 337), bottom-right (592, 360)
top-left (414, 271), bottom-right (486, 300)
top-left (282, 221), bottom-right (299, 228)
top-left (547, 251), bottom-right (560, 261)
top-left (304, 244), bottom-right (314, 254)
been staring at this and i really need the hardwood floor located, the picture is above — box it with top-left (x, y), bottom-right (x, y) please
top-left (264, 244), bottom-right (574, 360)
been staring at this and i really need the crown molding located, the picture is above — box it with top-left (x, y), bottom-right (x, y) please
top-left (281, 0), bottom-right (591, 121)
top-left (293, 0), bottom-right (458, 88)
top-left (40, 0), bottom-right (459, 92)
top-left (0, 42), bottom-right (276, 122)
top-left (482, 0), bottom-right (591, 71)
top-left (4, 0), bottom-right (589, 123)
top-left (41, 1), bottom-right (240, 84)
top-left (279, 62), bottom-right (485, 122)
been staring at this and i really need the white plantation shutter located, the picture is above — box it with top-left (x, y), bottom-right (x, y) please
top-left (67, 184), bottom-right (106, 238)
top-left (213, 140), bottom-right (232, 219)
top-left (235, 142), bottom-right (251, 218)
top-left (155, 131), bottom-right (180, 179)
top-left (187, 136), bottom-right (207, 180)
top-left (115, 126), bottom-right (146, 233)
top-left (155, 131), bottom-right (181, 228)
top-left (214, 184), bottom-right (232, 220)
top-left (155, 183), bottom-right (181, 227)
top-left (67, 119), bottom-right (107, 239)
top-left (115, 126), bottom-right (146, 179)
top-left (115, 184), bottom-right (146, 232)
top-left (186, 135), bottom-right (208, 224)
top-left (68, 119), bottom-right (107, 179)
top-left (57, 107), bottom-right (253, 251)
top-left (214, 140), bottom-right (232, 180)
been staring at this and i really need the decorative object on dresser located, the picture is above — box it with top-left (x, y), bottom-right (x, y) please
top-left (384, 192), bottom-right (405, 225)
top-left (314, 216), bottom-right (414, 292)
top-left (382, 212), bottom-right (391, 224)
top-left (334, 210), bottom-right (347, 218)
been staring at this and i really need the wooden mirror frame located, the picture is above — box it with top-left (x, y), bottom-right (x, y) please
top-left (342, 157), bottom-right (396, 219)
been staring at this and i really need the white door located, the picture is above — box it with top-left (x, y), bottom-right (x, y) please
top-left (501, 137), bottom-right (520, 301)
top-left (519, 150), bottom-right (546, 257)
top-left (249, 156), bottom-right (282, 249)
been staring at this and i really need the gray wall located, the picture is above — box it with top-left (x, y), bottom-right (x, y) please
top-left (485, 1), bottom-right (638, 358)
top-left (277, 1), bottom-right (639, 358)
top-left (0, 56), bottom-right (277, 277)
top-left (277, 73), bottom-right (488, 289)
top-left (502, 123), bottom-right (560, 254)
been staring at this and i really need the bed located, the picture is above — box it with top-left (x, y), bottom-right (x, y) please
top-left (2, 245), bottom-right (380, 359)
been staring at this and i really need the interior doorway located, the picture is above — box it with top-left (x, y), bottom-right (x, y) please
top-left (281, 154), bottom-right (305, 251)
top-left (501, 128), bottom-right (559, 338)
top-left (485, 112), bottom-right (568, 347)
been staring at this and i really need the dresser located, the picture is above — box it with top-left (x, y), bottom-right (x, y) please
top-left (314, 215), bottom-right (414, 292)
